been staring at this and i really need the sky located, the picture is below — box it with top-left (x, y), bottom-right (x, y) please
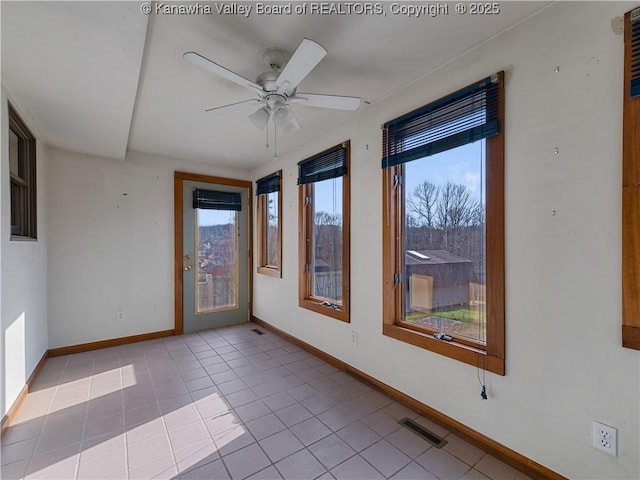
top-left (197, 209), bottom-right (236, 227)
top-left (314, 176), bottom-right (343, 217)
top-left (311, 139), bottom-right (486, 216)
top-left (195, 138), bottom-right (486, 224)
top-left (404, 139), bottom-right (486, 204)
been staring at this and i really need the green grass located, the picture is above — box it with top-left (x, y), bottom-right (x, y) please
top-left (409, 307), bottom-right (480, 323)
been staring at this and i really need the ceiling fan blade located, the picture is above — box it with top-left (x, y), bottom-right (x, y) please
top-left (276, 39), bottom-right (327, 95)
top-left (289, 93), bottom-right (361, 111)
top-left (205, 98), bottom-right (262, 114)
top-left (183, 51), bottom-right (263, 94)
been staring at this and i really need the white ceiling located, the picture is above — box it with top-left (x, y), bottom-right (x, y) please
top-left (2, 1), bottom-right (550, 169)
top-left (1, 2), bottom-right (148, 160)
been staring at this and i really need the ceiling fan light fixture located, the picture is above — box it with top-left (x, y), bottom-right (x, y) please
top-left (248, 106), bottom-right (270, 131)
top-left (274, 106), bottom-right (297, 132)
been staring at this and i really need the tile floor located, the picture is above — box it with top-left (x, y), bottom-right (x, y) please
top-left (1, 323), bottom-right (530, 480)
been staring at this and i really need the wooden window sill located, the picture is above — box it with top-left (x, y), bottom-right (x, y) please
top-left (299, 298), bottom-right (349, 323)
top-left (257, 266), bottom-right (282, 278)
top-left (383, 323), bottom-right (504, 375)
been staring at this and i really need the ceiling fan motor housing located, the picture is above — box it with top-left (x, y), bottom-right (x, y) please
top-left (255, 71), bottom-right (280, 93)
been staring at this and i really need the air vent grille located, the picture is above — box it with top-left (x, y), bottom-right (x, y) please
top-left (399, 417), bottom-right (447, 448)
top-left (251, 328), bottom-right (265, 335)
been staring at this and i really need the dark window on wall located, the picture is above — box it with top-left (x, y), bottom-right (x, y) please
top-left (298, 142), bottom-right (351, 322)
top-left (382, 74), bottom-right (505, 374)
top-left (257, 171), bottom-right (282, 277)
top-left (8, 104), bottom-right (37, 240)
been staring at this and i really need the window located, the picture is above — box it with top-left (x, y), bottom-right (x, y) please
top-left (8, 104), bottom-right (37, 239)
top-left (192, 189), bottom-right (241, 312)
top-left (382, 74), bottom-right (505, 374)
top-left (257, 171), bottom-right (282, 277)
top-left (622, 7), bottom-right (640, 350)
top-left (299, 142), bottom-right (350, 322)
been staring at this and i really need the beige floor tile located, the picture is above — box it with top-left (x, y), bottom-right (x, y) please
top-left (274, 448), bottom-right (327, 479)
top-left (0, 437), bottom-right (38, 465)
top-left (0, 458), bottom-right (29, 480)
top-left (386, 425), bottom-right (432, 459)
top-left (258, 429), bottom-right (305, 463)
top-left (128, 453), bottom-right (177, 480)
top-left (308, 434), bottom-right (356, 470)
top-left (6, 324), bottom-right (521, 480)
top-left (336, 421), bottom-right (381, 452)
top-left (474, 455), bottom-right (531, 480)
top-left (25, 442), bottom-right (81, 479)
top-left (221, 442), bottom-right (271, 479)
top-left (246, 413), bottom-right (288, 441)
top-left (391, 461), bottom-right (438, 479)
top-left (444, 433), bottom-right (486, 466)
top-left (416, 446), bottom-right (472, 480)
top-left (126, 432), bottom-right (171, 468)
top-left (330, 454), bottom-right (384, 480)
top-left (173, 439), bottom-right (219, 473)
top-left (77, 445), bottom-right (127, 479)
top-left (181, 457), bottom-right (230, 479)
top-left (361, 439), bottom-right (411, 477)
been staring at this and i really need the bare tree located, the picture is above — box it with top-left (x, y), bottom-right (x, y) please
top-left (399, 181), bottom-right (482, 255)
top-left (407, 181), bottom-right (439, 244)
top-left (266, 196), bottom-right (279, 266)
top-left (313, 211), bottom-right (342, 299)
top-left (314, 211), bottom-right (341, 266)
top-left (446, 183), bottom-right (480, 228)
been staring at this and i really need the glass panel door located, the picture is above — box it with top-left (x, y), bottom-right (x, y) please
top-left (196, 209), bottom-right (238, 313)
top-left (182, 180), bottom-right (248, 333)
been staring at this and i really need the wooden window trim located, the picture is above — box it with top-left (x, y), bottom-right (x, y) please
top-left (8, 103), bottom-right (37, 240)
top-left (382, 74), bottom-right (505, 375)
top-left (257, 171), bottom-right (282, 278)
top-left (298, 142), bottom-right (351, 323)
top-left (622, 8), bottom-right (640, 350)
top-left (173, 171), bottom-right (253, 335)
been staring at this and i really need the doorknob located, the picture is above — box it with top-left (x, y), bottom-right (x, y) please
top-left (184, 265), bottom-right (192, 271)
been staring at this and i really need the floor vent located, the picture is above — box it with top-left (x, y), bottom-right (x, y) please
top-left (251, 328), bottom-right (265, 335)
top-left (399, 417), bottom-right (447, 448)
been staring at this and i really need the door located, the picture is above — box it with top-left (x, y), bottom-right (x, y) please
top-left (180, 178), bottom-right (250, 333)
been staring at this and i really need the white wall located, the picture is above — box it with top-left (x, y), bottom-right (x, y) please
top-left (46, 149), bottom-right (250, 348)
top-left (252, 3), bottom-right (640, 479)
top-left (1, 85), bottom-right (49, 418)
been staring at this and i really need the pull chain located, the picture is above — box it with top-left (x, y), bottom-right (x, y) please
top-left (274, 121), bottom-right (278, 159)
top-left (265, 118), bottom-right (269, 149)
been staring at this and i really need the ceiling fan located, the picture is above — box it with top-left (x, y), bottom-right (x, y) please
top-left (183, 38), bottom-right (361, 133)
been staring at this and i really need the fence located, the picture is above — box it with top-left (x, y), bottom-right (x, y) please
top-left (313, 271), bottom-right (343, 300)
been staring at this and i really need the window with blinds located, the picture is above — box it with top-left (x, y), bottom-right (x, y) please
top-left (622, 7), bottom-right (640, 350)
top-left (193, 189), bottom-right (242, 211)
top-left (256, 171), bottom-right (282, 276)
top-left (381, 74), bottom-right (505, 375)
top-left (298, 142), bottom-right (351, 322)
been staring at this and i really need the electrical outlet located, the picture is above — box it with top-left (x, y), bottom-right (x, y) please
top-left (593, 421), bottom-right (617, 456)
top-left (351, 331), bottom-right (358, 346)
top-left (116, 311), bottom-right (125, 321)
